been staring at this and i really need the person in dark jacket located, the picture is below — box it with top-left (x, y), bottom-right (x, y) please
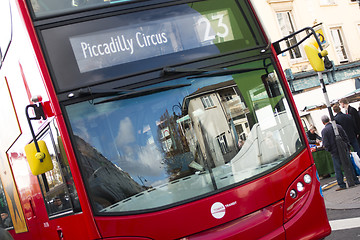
top-left (339, 98), bottom-right (360, 135)
top-left (321, 115), bottom-right (360, 191)
top-left (0, 213), bottom-right (12, 228)
top-left (306, 125), bottom-right (322, 144)
top-left (333, 104), bottom-right (360, 157)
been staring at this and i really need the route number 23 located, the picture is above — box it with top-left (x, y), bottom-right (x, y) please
top-left (197, 14), bottom-right (230, 41)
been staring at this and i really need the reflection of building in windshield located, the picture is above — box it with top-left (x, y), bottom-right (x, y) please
top-left (179, 80), bottom-right (251, 169)
top-left (74, 136), bottom-right (145, 211)
top-left (157, 110), bottom-right (193, 181)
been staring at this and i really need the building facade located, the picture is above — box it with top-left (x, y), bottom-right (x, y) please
top-left (252, 0), bottom-right (360, 132)
top-left (252, 0), bottom-right (360, 73)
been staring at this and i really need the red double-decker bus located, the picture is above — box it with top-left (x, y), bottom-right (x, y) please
top-left (0, 0), bottom-right (331, 239)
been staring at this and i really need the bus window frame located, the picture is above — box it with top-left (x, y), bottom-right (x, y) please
top-left (33, 122), bottom-right (80, 219)
top-left (0, 179), bottom-right (14, 230)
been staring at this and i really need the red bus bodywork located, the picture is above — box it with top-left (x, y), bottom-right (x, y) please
top-left (0, 0), bottom-right (331, 239)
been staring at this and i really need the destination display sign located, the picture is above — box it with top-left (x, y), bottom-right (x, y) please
top-left (70, 10), bottom-right (235, 73)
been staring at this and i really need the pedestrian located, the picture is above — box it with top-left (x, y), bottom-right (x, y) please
top-left (51, 196), bottom-right (70, 213)
top-left (306, 125), bottom-right (322, 145)
top-left (0, 212), bottom-right (12, 228)
top-left (320, 115), bottom-right (360, 191)
top-left (333, 104), bottom-right (360, 157)
top-left (339, 98), bottom-right (360, 135)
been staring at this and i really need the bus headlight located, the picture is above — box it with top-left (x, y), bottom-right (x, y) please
top-left (289, 189), bottom-right (297, 199)
top-left (303, 174), bottom-right (312, 184)
top-left (297, 182), bottom-right (304, 192)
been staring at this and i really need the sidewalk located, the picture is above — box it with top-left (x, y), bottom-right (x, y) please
top-left (321, 176), bottom-right (360, 209)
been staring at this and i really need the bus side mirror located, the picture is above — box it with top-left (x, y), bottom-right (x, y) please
top-left (25, 100), bottom-right (54, 175)
top-left (25, 140), bottom-right (54, 175)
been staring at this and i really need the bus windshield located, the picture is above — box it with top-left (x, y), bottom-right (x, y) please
top-left (65, 58), bottom-right (303, 214)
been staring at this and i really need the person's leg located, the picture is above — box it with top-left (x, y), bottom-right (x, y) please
top-left (332, 155), bottom-right (346, 188)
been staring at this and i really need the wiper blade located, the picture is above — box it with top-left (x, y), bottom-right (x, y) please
top-left (188, 67), bottom-right (266, 79)
top-left (72, 86), bottom-right (135, 99)
top-left (162, 67), bottom-right (210, 76)
top-left (94, 83), bottom-right (191, 105)
top-left (162, 66), bottom-right (266, 79)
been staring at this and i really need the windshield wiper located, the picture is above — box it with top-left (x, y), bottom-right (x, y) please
top-left (94, 83), bottom-right (191, 105)
top-left (162, 66), bottom-right (266, 79)
top-left (162, 67), bottom-right (210, 76)
top-left (67, 86), bottom-right (135, 100)
top-left (187, 67), bottom-right (266, 79)
top-left (72, 66), bottom-right (264, 103)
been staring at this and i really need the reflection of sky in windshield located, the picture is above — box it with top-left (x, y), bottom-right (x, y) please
top-left (67, 75), bottom-right (232, 186)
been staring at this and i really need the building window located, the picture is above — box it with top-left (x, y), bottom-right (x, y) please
top-left (201, 95), bottom-right (215, 109)
top-left (330, 28), bottom-right (348, 63)
top-left (320, 0), bottom-right (336, 5)
top-left (301, 119), bottom-right (309, 132)
top-left (223, 93), bottom-right (233, 101)
top-left (276, 11), bottom-right (302, 60)
top-left (162, 138), bottom-right (173, 153)
top-left (351, 0), bottom-right (360, 7)
top-left (217, 133), bottom-right (229, 155)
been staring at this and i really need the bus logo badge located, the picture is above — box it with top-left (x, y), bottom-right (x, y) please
top-left (211, 202), bottom-right (226, 219)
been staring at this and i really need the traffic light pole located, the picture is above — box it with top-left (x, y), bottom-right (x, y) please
top-left (318, 71), bottom-right (356, 187)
